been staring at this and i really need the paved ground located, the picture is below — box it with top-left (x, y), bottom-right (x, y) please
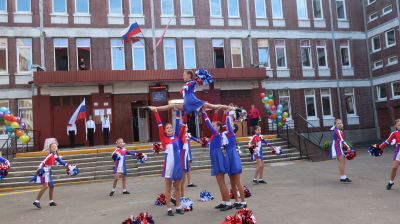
top-left (1, 146), bottom-right (400, 224)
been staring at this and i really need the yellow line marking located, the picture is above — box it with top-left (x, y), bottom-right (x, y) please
top-left (0, 189), bottom-right (41, 196)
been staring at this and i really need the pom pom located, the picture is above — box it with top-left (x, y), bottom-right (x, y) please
top-left (136, 152), bottom-right (147, 163)
top-left (199, 190), bottom-right (214, 201)
top-left (368, 144), bottom-right (384, 157)
top-left (222, 213), bottom-right (243, 224)
top-left (236, 146), bottom-right (242, 155)
top-left (0, 165), bottom-right (10, 180)
top-left (155, 193), bottom-right (166, 206)
top-left (223, 207), bottom-right (257, 224)
top-left (180, 198), bottom-right (194, 211)
top-left (248, 145), bottom-right (256, 155)
top-left (243, 186), bottom-right (251, 198)
top-left (195, 69), bottom-right (213, 85)
top-left (122, 212), bottom-right (154, 224)
top-left (201, 137), bottom-right (208, 148)
top-left (66, 165), bottom-right (79, 176)
top-left (272, 146), bottom-right (283, 155)
top-left (344, 150), bottom-right (357, 160)
top-left (151, 142), bottom-right (161, 154)
top-left (112, 153), bottom-right (121, 161)
top-left (37, 167), bottom-right (47, 176)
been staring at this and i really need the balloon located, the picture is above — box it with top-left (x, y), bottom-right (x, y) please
top-left (9, 132), bottom-right (16, 139)
top-left (3, 113), bottom-right (11, 121)
top-left (6, 125), bottom-right (13, 133)
top-left (0, 118), bottom-right (4, 122)
top-left (282, 118), bottom-right (287, 123)
top-left (271, 105), bottom-right (276, 111)
top-left (271, 110), bottom-right (276, 114)
top-left (0, 111), bottom-right (3, 118)
top-left (266, 110), bottom-right (271, 115)
top-left (20, 122), bottom-right (26, 129)
top-left (263, 97), bottom-right (269, 103)
top-left (278, 122), bottom-right (283, 127)
top-left (269, 115), bottom-right (273, 120)
top-left (15, 136), bottom-right (19, 140)
top-left (3, 110), bottom-right (11, 114)
top-left (260, 93), bottom-right (266, 99)
top-left (19, 135), bottom-right (28, 143)
top-left (277, 105), bottom-right (283, 110)
top-left (272, 114), bottom-right (277, 119)
top-left (11, 122), bottom-right (19, 129)
top-left (0, 107), bottom-right (6, 112)
top-left (278, 115), bottom-right (283, 120)
top-left (27, 136), bottom-right (32, 143)
top-left (4, 120), bottom-right (11, 125)
top-left (282, 112), bottom-right (289, 118)
top-left (262, 99), bottom-right (265, 104)
top-left (266, 104), bottom-right (271, 110)
top-left (276, 110), bottom-right (282, 115)
top-left (12, 116), bottom-right (20, 123)
top-left (273, 119), bottom-right (277, 124)
top-left (16, 130), bottom-right (23, 137)
top-left (267, 99), bottom-right (274, 106)
top-left (268, 95), bottom-right (273, 100)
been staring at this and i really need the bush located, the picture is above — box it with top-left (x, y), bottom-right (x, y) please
top-left (323, 141), bottom-right (353, 150)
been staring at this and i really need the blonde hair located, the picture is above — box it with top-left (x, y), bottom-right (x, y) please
top-left (395, 119), bottom-right (400, 125)
top-left (334, 119), bottom-right (342, 125)
top-left (49, 143), bottom-right (59, 156)
top-left (116, 138), bottom-right (124, 143)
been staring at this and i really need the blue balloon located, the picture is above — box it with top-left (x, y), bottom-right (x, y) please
top-left (277, 105), bottom-right (283, 111)
top-left (273, 119), bottom-right (277, 124)
top-left (6, 125), bottom-right (13, 133)
top-left (278, 115), bottom-right (283, 120)
top-left (276, 110), bottom-right (282, 115)
top-left (0, 107), bottom-right (6, 112)
top-left (4, 110), bottom-right (11, 114)
top-left (263, 97), bottom-right (269, 102)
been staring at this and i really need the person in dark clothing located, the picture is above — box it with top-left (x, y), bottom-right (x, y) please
top-left (188, 112), bottom-right (196, 137)
top-left (79, 58), bottom-right (87, 70)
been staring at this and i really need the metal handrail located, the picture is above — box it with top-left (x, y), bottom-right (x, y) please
top-left (277, 124), bottom-right (312, 161)
top-left (291, 113), bottom-right (324, 147)
top-left (1, 129), bottom-right (41, 159)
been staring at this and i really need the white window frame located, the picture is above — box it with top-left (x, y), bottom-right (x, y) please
top-left (230, 39), bottom-right (243, 68)
top-left (75, 0), bottom-right (90, 14)
top-left (109, 0), bottom-right (122, 15)
top-left (392, 81), bottom-right (400, 99)
top-left (18, 99), bottom-right (32, 130)
top-left (16, 38), bottom-right (32, 73)
top-left (344, 88), bottom-right (356, 116)
top-left (377, 84), bottom-right (387, 101)
top-left (316, 40), bottom-right (327, 68)
top-left (305, 89), bottom-right (317, 119)
top-left (16, 0), bottom-right (31, 12)
top-left (272, 0), bottom-right (283, 18)
top-left (132, 38), bottom-right (146, 70)
top-left (275, 39), bottom-right (287, 68)
top-left (278, 89), bottom-right (291, 119)
top-left (385, 29), bottom-right (396, 48)
top-left (130, 0), bottom-right (143, 15)
top-left (183, 39), bottom-right (196, 69)
top-left (53, 38), bottom-right (69, 71)
top-left (212, 39), bottom-right (225, 68)
top-left (0, 38), bottom-right (8, 74)
top-left (180, 0), bottom-right (193, 16)
top-left (0, 99), bottom-right (9, 135)
top-left (300, 39), bottom-right (312, 68)
top-left (52, 0), bottom-right (67, 14)
top-left (110, 39), bottom-right (125, 70)
top-left (373, 60), bottom-right (383, 69)
top-left (210, 0), bottom-right (222, 17)
top-left (227, 0), bottom-right (240, 18)
top-left (387, 55), bottom-right (398, 66)
top-left (312, 0), bottom-right (323, 19)
top-left (163, 38), bottom-right (177, 70)
top-left (371, 35), bottom-right (381, 52)
top-left (340, 40), bottom-right (351, 67)
top-left (0, 0), bottom-right (7, 12)
top-left (255, 0), bottom-right (266, 18)
top-left (382, 5), bottom-right (392, 16)
top-left (367, 0), bottom-right (376, 5)
top-left (296, 0), bottom-right (308, 19)
top-left (336, 0), bottom-right (346, 20)
top-left (257, 39), bottom-right (270, 68)
top-left (76, 38), bottom-right (91, 70)
top-left (320, 89), bottom-right (333, 117)
top-left (161, 0), bottom-right (174, 15)
top-left (369, 12), bottom-right (378, 22)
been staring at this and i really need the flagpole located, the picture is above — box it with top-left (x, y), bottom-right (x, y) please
top-left (85, 118), bottom-right (87, 141)
top-left (131, 18), bottom-right (154, 54)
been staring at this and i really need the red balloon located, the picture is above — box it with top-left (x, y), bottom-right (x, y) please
top-left (27, 136), bottom-right (32, 143)
top-left (282, 118), bottom-right (287, 123)
top-left (271, 105), bottom-right (276, 111)
top-left (3, 113), bottom-right (11, 121)
top-left (269, 115), bottom-right (273, 120)
top-left (12, 117), bottom-right (19, 123)
top-left (260, 93), bottom-right (266, 99)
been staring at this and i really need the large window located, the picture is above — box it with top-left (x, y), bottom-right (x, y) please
top-left (19, 99), bottom-right (33, 130)
top-left (54, 38), bottom-right (68, 71)
top-left (132, 39), bottom-right (146, 70)
top-left (377, 84), bottom-right (387, 101)
top-left (231, 39), bottom-right (242, 68)
top-left (371, 35), bottom-right (381, 52)
top-left (213, 39), bottom-right (224, 68)
top-left (0, 38), bottom-right (7, 73)
top-left (17, 38), bottom-right (32, 73)
top-left (258, 39), bottom-right (269, 67)
top-left (75, 0), bottom-right (89, 14)
top-left (297, 0), bottom-right (307, 19)
top-left (272, 0), bottom-right (283, 18)
top-left (0, 100), bottom-right (8, 135)
top-left (321, 89), bottom-right (332, 117)
top-left (16, 0), bottom-right (30, 12)
top-left (300, 40), bottom-right (311, 67)
top-left (77, 38), bottom-right (90, 70)
top-left (53, 0), bottom-right (67, 13)
top-left (162, 0), bottom-right (174, 15)
top-left (181, 0), bottom-right (193, 16)
top-left (183, 39), bottom-right (196, 69)
top-left (275, 39), bottom-right (286, 68)
top-left (109, 0), bottom-right (122, 14)
top-left (0, 0), bottom-right (6, 11)
top-left (392, 82), bottom-right (400, 99)
top-left (312, 0), bottom-right (322, 19)
top-left (344, 88), bottom-right (356, 115)
top-left (336, 0), bottom-right (346, 20)
top-left (385, 30), bottom-right (396, 48)
top-left (316, 40), bottom-right (327, 67)
top-left (383, 5), bottom-right (392, 15)
top-left (279, 89), bottom-right (291, 119)
top-left (111, 39), bottom-right (125, 70)
top-left (210, 0), bottom-right (221, 16)
top-left (305, 89), bottom-right (316, 118)
top-left (340, 40), bottom-right (350, 67)
top-left (255, 0), bottom-right (266, 18)
top-left (163, 39), bottom-right (176, 69)
top-left (130, 0), bottom-right (143, 15)
top-left (228, 0), bottom-right (239, 17)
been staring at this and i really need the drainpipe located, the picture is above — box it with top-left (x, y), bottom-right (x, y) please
top-left (246, 0), bottom-right (253, 65)
top-left (150, 0), bottom-right (157, 70)
top-left (39, 0), bottom-right (44, 69)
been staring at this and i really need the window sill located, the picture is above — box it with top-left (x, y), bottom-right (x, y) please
top-left (107, 14), bottom-right (125, 25)
top-left (276, 68), bottom-right (290, 78)
top-left (0, 73), bottom-right (9, 76)
top-left (370, 49), bottom-right (381, 54)
top-left (302, 68), bottom-right (315, 77)
top-left (365, 2), bottom-right (375, 7)
top-left (181, 16), bottom-right (195, 25)
top-left (256, 17), bottom-right (269, 27)
top-left (73, 13), bottom-right (91, 17)
top-left (318, 67), bottom-right (330, 77)
top-left (73, 13), bottom-right (91, 24)
top-left (386, 62), bottom-right (398, 67)
top-left (129, 14), bottom-right (145, 25)
top-left (272, 18), bottom-right (285, 27)
top-left (338, 20), bottom-right (349, 29)
top-left (391, 97), bottom-right (400, 100)
top-left (210, 17), bottom-right (224, 26)
top-left (376, 99), bottom-right (387, 102)
top-left (13, 12), bottom-right (32, 23)
top-left (314, 19), bottom-right (326, 28)
top-left (228, 17), bottom-right (242, 26)
top-left (14, 72), bottom-right (32, 76)
top-left (0, 11), bottom-right (7, 22)
top-left (51, 13), bottom-right (69, 24)
top-left (347, 115), bottom-right (359, 118)
top-left (342, 67), bottom-right (354, 76)
top-left (384, 44), bottom-right (396, 50)
top-left (161, 15), bottom-right (176, 25)
top-left (298, 18), bottom-right (310, 28)
top-left (372, 66), bottom-right (383, 71)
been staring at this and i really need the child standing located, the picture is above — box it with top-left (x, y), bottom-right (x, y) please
top-left (186, 130), bottom-right (200, 187)
top-left (328, 119), bottom-right (352, 182)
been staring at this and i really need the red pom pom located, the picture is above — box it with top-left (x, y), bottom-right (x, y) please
top-left (271, 149), bottom-right (276, 154)
top-left (196, 77), bottom-right (204, 85)
top-left (344, 150), bottom-right (357, 160)
top-left (155, 193), bottom-right (166, 205)
top-left (151, 142), bottom-right (161, 154)
top-left (248, 145), bottom-right (256, 154)
top-left (201, 137), bottom-right (208, 147)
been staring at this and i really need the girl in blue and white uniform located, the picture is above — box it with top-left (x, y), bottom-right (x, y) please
top-left (185, 129), bottom-right (200, 187)
top-left (329, 119), bottom-right (351, 182)
top-left (249, 126), bottom-right (274, 184)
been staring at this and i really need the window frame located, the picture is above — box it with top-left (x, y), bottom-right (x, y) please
top-left (377, 84), bottom-right (387, 101)
top-left (227, 0), bottom-right (240, 18)
top-left (75, 0), bottom-right (90, 14)
top-left (0, 99), bottom-right (9, 135)
top-left (305, 89), bottom-right (317, 119)
top-left (275, 39), bottom-right (287, 68)
top-left (131, 38), bottom-right (146, 70)
top-left (76, 38), bottom-right (91, 70)
top-left (53, 38), bottom-right (69, 71)
top-left (371, 35), bottom-right (381, 52)
top-left (278, 89), bottom-right (291, 119)
top-left (257, 39), bottom-right (270, 68)
top-left (316, 39), bottom-right (328, 68)
top-left (385, 29), bottom-right (396, 48)
top-left (52, 0), bottom-right (67, 14)
top-left (367, 0), bottom-right (376, 5)
top-left (210, 0), bottom-right (222, 17)
top-left (16, 38), bottom-right (32, 73)
top-left (336, 0), bottom-right (346, 20)
top-left (230, 39), bottom-right (243, 68)
top-left (163, 38), bottom-right (177, 70)
top-left (296, 0), bottom-right (308, 19)
top-left (16, 0), bottom-right (31, 12)
top-left (180, 0), bottom-right (193, 16)
top-left (392, 81), bottom-right (400, 99)
top-left (161, 0), bottom-right (174, 16)
top-left (382, 5), bottom-right (392, 16)
top-left (312, 0), bottom-right (323, 19)
top-left (183, 39), bottom-right (196, 69)
top-left (387, 55), bottom-right (398, 66)
top-left (320, 88), bottom-right (333, 117)
top-left (344, 88), bottom-right (356, 116)
top-left (271, 0), bottom-right (283, 18)
top-left (369, 11), bottom-right (378, 22)
top-left (0, 0), bottom-right (7, 12)
top-left (300, 39), bottom-right (312, 68)
top-left (109, 0), bottom-right (122, 15)
top-left (0, 38), bottom-right (8, 74)
top-left (373, 60), bottom-right (383, 69)
top-left (212, 39), bottom-right (225, 68)
top-left (255, 0), bottom-right (266, 18)
top-left (339, 40), bottom-right (351, 67)
top-left (18, 99), bottom-right (33, 130)
top-left (110, 38), bottom-right (125, 70)
top-left (129, 0), bottom-right (143, 15)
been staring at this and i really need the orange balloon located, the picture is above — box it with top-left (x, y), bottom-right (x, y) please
top-left (272, 114), bottom-right (277, 119)
top-left (16, 130), bottom-right (23, 137)
top-left (268, 99), bottom-right (274, 105)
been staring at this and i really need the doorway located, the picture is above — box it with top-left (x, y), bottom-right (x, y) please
top-left (131, 101), bottom-right (149, 142)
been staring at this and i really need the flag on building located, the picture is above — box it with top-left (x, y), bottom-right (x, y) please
top-left (67, 99), bottom-right (86, 126)
top-left (121, 22), bottom-right (141, 42)
top-left (155, 19), bottom-right (172, 48)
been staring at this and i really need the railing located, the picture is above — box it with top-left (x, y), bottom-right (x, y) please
top-left (277, 124), bottom-right (311, 161)
top-left (1, 130), bottom-right (41, 160)
top-left (291, 113), bottom-right (324, 147)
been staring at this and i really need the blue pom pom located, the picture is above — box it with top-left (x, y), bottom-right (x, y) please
top-left (37, 168), bottom-right (46, 176)
top-left (112, 153), bottom-right (121, 161)
top-left (195, 69), bottom-right (213, 85)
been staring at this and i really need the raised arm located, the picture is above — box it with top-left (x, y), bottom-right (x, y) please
top-left (55, 157), bottom-right (69, 167)
top-left (227, 111), bottom-right (233, 135)
top-left (222, 114), bottom-right (227, 132)
top-left (212, 111), bottom-right (218, 122)
top-left (155, 111), bottom-right (165, 141)
top-left (180, 115), bottom-right (187, 137)
top-left (203, 112), bottom-right (217, 135)
top-left (337, 130), bottom-right (349, 149)
top-left (175, 110), bottom-right (181, 137)
top-left (379, 131), bottom-right (396, 148)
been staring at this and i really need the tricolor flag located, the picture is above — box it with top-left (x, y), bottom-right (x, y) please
top-left (121, 22), bottom-right (141, 42)
top-left (155, 19), bottom-right (172, 48)
top-left (67, 99), bottom-right (86, 126)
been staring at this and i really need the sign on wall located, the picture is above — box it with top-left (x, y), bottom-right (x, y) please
top-left (152, 92), bottom-right (166, 101)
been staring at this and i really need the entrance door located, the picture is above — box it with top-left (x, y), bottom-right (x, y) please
top-left (377, 108), bottom-right (391, 139)
top-left (137, 107), bottom-right (149, 142)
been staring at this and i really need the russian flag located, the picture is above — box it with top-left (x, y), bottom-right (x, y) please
top-left (67, 99), bottom-right (86, 126)
top-left (121, 22), bottom-right (141, 42)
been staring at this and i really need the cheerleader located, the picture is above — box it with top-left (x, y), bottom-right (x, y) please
top-left (151, 107), bottom-right (184, 216)
top-left (249, 126), bottom-right (275, 184)
top-left (0, 156), bottom-right (10, 167)
top-left (109, 138), bottom-right (138, 196)
top-left (376, 119), bottom-right (400, 190)
top-left (186, 129), bottom-right (200, 187)
top-left (225, 111), bottom-right (247, 209)
top-left (328, 119), bottom-right (351, 182)
top-left (144, 70), bottom-right (229, 115)
top-left (30, 143), bottom-right (72, 209)
top-left (202, 106), bottom-right (232, 211)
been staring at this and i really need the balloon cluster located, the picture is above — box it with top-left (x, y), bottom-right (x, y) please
top-left (0, 107), bottom-right (29, 143)
top-left (155, 193), bottom-right (166, 206)
top-left (122, 212), bottom-right (154, 224)
top-left (201, 137), bottom-right (208, 148)
top-left (369, 144), bottom-right (383, 157)
top-left (112, 153), bottom-right (121, 161)
top-left (344, 150), bottom-right (357, 160)
top-left (151, 142), bottom-right (161, 154)
top-left (222, 208), bottom-right (257, 224)
top-left (272, 146), bottom-right (283, 155)
top-left (260, 93), bottom-right (288, 128)
top-left (199, 190), bottom-right (214, 201)
top-left (66, 165), bottom-right (79, 176)
top-left (180, 198), bottom-right (194, 211)
top-left (0, 165), bottom-right (9, 180)
top-left (195, 69), bottom-right (213, 85)
top-left (135, 152), bottom-right (147, 163)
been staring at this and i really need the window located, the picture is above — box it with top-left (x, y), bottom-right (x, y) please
top-left (279, 89), bottom-right (291, 119)
top-left (368, 0), bottom-right (376, 4)
top-left (344, 88), bottom-right (356, 115)
top-left (130, 0), bottom-right (143, 15)
top-left (0, 0), bottom-right (6, 11)
top-left (131, 38), bottom-right (146, 70)
top-left (272, 0), bottom-right (282, 18)
top-left (53, 0), bottom-right (67, 13)
top-left (373, 60), bottom-right (383, 69)
top-left (377, 85), bottom-right (387, 101)
top-left (385, 30), bottom-right (396, 48)
top-left (305, 89), bottom-right (316, 118)
top-left (162, 0), bottom-right (174, 15)
top-left (16, 0), bottom-right (30, 12)
top-left (163, 39), bottom-right (176, 69)
top-left (111, 39), bottom-right (125, 70)
top-left (300, 40), bottom-right (311, 67)
top-left (228, 0), bottom-right (239, 17)
top-left (109, 0), bottom-right (122, 14)
top-left (339, 40), bottom-right (350, 67)
top-left (336, 0), bottom-right (345, 20)
top-left (75, 0), bottom-right (89, 14)
top-left (371, 35), bottom-right (380, 52)
top-left (383, 5), bottom-right (392, 15)
top-left (321, 89), bottom-right (332, 117)
top-left (312, 0), bottom-right (322, 19)
top-left (275, 39), bottom-right (286, 68)
top-left (181, 0), bottom-right (192, 16)
top-left (19, 99), bottom-right (33, 130)
top-left (255, 0), bottom-right (266, 18)
top-left (231, 39), bottom-right (242, 68)
top-left (297, 0), bottom-right (307, 19)
top-left (258, 39), bottom-right (269, 67)
top-left (183, 39), bottom-right (196, 69)
top-left (388, 55), bottom-right (398, 65)
top-left (0, 100), bottom-right (8, 135)
top-left (0, 38), bottom-right (7, 73)
top-left (210, 0), bottom-right (221, 16)
top-left (17, 38), bottom-right (32, 73)
top-left (369, 12), bottom-right (378, 22)
top-left (213, 39), bottom-right (224, 68)
top-left (392, 82), bottom-right (400, 99)
top-left (77, 38), bottom-right (91, 70)
top-left (54, 38), bottom-right (68, 71)
top-left (316, 40), bottom-right (327, 67)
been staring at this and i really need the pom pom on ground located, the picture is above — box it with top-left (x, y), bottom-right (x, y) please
top-left (180, 198), bottom-right (194, 211)
top-left (66, 165), bottom-right (79, 176)
top-left (201, 137), bottom-right (208, 148)
top-left (248, 145), bottom-right (256, 155)
top-left (272, 146), bottom-right (283, 155)
top-left (199, 190), bottom-right (214, 201)
top-left (136, 152), bottom-right (147, 163)
top-left (155, 193), bottom-right (166, 206)
top-left (243, 186), bottom-right (251, 198)
top-left (151, 142), bottom-right (161, 154)
top-left (195, 69), bottom-right (213, 85)
top-left (0, 165), bottom-right (9, 180)
top-left (112, 153), bottom-right (121, 161)
top-left (122, 212), bottom-right (154, 224)
top-left (344, 150), bottom-right (357, 160)
top-left (223, 207), bottom-right (257, 224)
top-left (369, 144), bottom-right (383, 157)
